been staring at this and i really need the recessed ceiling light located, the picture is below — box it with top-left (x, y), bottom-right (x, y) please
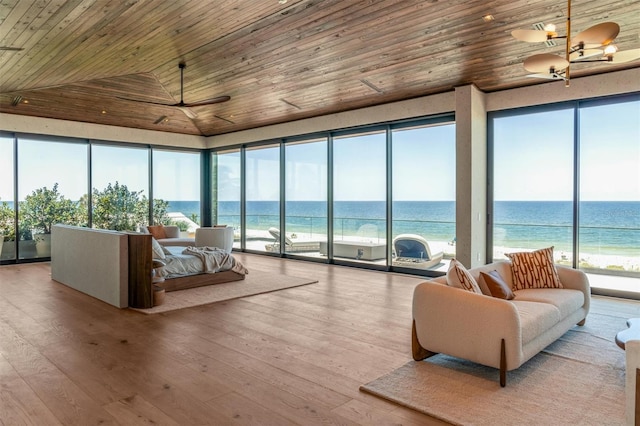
top-left (278, 0), bottom-right (287, 4)
top-left (482, 14), bottom-right (495, 23)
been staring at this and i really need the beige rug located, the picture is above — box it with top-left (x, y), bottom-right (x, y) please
top-left (132, 271), bottom-right (317, 314)
top-left (360, 312), bottom-right (627, 426)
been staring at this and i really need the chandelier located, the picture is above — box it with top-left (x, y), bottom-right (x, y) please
top-left (511, 0), bottom-right (640, 86)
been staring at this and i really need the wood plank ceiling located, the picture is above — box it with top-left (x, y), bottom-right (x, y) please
top-left (0, 0), bottom-right (638, 137)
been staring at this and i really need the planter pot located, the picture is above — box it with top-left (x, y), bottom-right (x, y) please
top-left (1, 240), bottom-right (37, 260)
top-left (35, 233), bottom-right (52, 257)
top-left (1, 240), bottom-right (14, 260)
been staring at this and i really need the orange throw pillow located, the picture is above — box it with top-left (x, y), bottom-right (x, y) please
top-left (147, 225), bottom-right (166, 240)
top-left (480, 270), bottom-right (515, 300)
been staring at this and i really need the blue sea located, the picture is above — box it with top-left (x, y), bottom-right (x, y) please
top-left (174, 200), bottom-right (640, 256)
top-left (5, 199), bottom-right (636, 256)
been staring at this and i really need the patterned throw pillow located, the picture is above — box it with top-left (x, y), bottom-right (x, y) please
top-left (505, 246), bottom-right (562, 290)
top-left (480, 270), bottom-right (515, 300)
top-left (446, 258), bottom-right (482, 294)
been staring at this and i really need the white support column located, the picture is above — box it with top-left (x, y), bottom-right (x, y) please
top-left (455, 84), bottom-right (487, 268)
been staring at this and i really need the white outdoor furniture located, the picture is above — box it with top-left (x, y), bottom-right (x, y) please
top-left (195, 227), bottom-right (235, 253)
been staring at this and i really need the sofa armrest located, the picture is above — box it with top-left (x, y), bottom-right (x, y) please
top-left (413, 281), bottom-right (523, 369)
top-left (163, 225), bottom-right (180, 238)
top-left (556, 265), bottom-right (591, 315)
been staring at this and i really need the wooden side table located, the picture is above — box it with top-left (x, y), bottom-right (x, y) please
top-left (152, 260), bottom-right (166, 306)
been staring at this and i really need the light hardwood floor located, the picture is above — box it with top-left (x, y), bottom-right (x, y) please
top-left (0, 254), bottom-right (638, 425)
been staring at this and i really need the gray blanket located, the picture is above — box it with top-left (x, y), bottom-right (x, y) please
top-left (182, 246), bottom-right (249, 275)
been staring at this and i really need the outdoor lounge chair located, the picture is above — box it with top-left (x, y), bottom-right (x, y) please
top-left (265, 227), bottom-right (321, 253)
top-left (392, 234), bottom-right (443, 269)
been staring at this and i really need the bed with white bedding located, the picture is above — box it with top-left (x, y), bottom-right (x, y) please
top-left (157, 245), bottom-right (248, 292)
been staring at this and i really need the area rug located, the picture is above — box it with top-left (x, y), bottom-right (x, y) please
top-left (360, 312), bottom-right (627, 426)
top-left (132, 271), bottom-right (318, 314)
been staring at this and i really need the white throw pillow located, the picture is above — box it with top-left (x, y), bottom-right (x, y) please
top-left (151, 237), bottom-right (166, 260)
top-left (446, 258), bottom-right (482, 294)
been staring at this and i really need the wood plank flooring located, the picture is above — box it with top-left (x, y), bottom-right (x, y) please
top-left (0, 254), bottom-right (638, 425)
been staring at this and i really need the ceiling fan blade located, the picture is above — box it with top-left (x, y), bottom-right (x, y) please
top-left (183, 95), bottom-right (231, 108)
top-left (512, 29), bottom-right (550, 43)
top-left (178, 106), bottom-right (198, 119)
top-left (0, 46), bottom-right (23, 51)
top-left (526, 73), bottom-right (566, 81)
top-left (607, 48), bottom-right (640, 64)
top-left (523, 53), bottom-right (569, 73)
top-left (117, 96), bottom-right (173, 107)
top-left (570, 49), bottom-right (603, 62)
top-left (572, 22), bottom-right (620, 49)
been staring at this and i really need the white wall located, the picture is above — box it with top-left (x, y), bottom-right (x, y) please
top-left (0, 113), bottom-right (205, 149)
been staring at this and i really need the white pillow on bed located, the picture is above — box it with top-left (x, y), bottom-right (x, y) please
top-left (151, 237), bottom-right (166, 260)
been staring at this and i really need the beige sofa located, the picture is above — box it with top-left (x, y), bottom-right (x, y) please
top-left (412, 260), bottom-right (590, 386)
top-left (141, 225), bottom-right (195, 246)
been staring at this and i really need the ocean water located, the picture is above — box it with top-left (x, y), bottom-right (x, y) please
top-left (208, 200), bottom-right (640, 256)
top-left (5, 199), bottom-right (637, 256)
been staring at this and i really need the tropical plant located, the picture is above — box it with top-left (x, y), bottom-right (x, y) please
top-left (0, 200), bottom-right (15, 241)
top-left (20, 184), bottom-right (82, 234)
top-left (91, 182), bottom-right (148, 231)
top-left (174, 220), bottom-right (190, 232)
top-left (152, 198), bottom-right (170, 225)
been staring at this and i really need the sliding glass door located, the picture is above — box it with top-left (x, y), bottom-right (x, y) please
top-left (212, 150), bottom-right (241, 249)
top-left (153, 149), bottom-right (201, 235)
top-left (391, 123), bottom-right (455, 272)
top-left (0, 134), bottom-right (15, 261)
top-left (578, 98), bottom-right (640, 281)
top-left (284, 138), bottom-right (328, 257)
top-left (17, 137), bottom-right (88, 259)
top-left (91, 144), bottom-right (149, 231)
top-left (245, 144), bottom-right (280, 252)
top-left (332, 130), bottom-right (387, 264)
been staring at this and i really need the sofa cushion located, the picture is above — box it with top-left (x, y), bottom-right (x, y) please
top-left (505, 246), bottom-right (562, 290)
top-left (447, 259), bottom-right (482, 294)
top-left (480, 270), bottom-right (515, 300)
top-left (147, 225), bottom-right (167, 240)
top-left (514, 289), bottom-right (584, 320)
top-left (510, 300), bottom-right (562, 345)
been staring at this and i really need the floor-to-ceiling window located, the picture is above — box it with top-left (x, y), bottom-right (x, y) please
top-left (284, 138), bottom-right (328, 257)
top-left (245, 144), bottom-right (280, 252)
top-left (17, 136), bottom-right (88, 259)
top-left (0, 134), bottom-right (15, 261)
top-left (153, 149), bottom-right (201, 235)
top-left (391, 122), bottom-right (456, 272)
top-left (332, 130), bottom-right (387, 264)
top-left (212, 149), bottom-right (241, 248)
top-left (490, 94), bottom-right (640, 294)
top-left (491, 107), bottom-right (575, 264)
top-left (578, 96), bottom-right (640, 292)
top-left (91, 143), bottom-right (149, 231)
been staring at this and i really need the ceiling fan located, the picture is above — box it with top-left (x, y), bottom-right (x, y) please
top-left (118, 62), bottom-right (230, 119)
top-left (512, 0), bottom-right (640, 85)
